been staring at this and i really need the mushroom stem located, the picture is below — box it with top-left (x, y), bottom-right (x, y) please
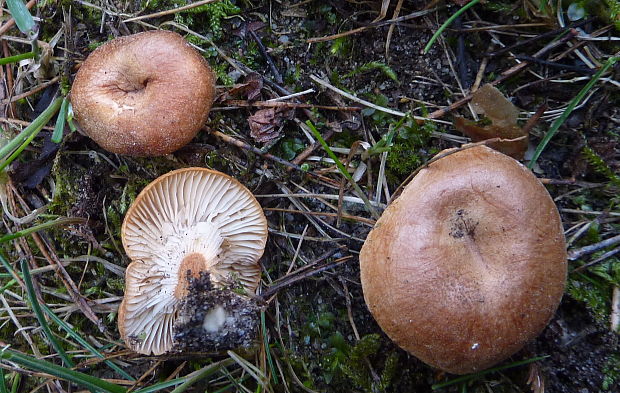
top-left (175, 253), bottom-right (210, 299)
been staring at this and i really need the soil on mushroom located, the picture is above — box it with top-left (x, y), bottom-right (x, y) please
top-left (3, 1), bottom-right (619, 393)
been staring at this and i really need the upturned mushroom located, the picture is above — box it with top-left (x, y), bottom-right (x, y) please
top-left (71, 30), bottom-right (216, 156)
top-left (118, 168), bottom-right (268, 355)
top-left (360, 146), bottom-right (567, 374)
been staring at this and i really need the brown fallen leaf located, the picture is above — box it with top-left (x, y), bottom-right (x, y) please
top-left (454, 84), bottom-right (528, 159)
top-left (220, 72), bottom-right (263, 101)
top-left (248, 107), bottom-right (292, 143)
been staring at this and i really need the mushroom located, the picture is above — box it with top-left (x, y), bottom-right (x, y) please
top-left (71, 30), bottom-right (216, 156)
top-left (359, 146), bottom-right (567, 374)
top-left (118, 168), bottom-right (268, 355)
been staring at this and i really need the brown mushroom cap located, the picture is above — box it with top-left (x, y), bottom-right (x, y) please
top-left (360, 146), bottom-right (567, 374)
top-left (118, 168), bottom-right (268, 355)
top-left (71, 30), bottom-right (215, 156)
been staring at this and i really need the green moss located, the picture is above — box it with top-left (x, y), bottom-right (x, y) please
top-left (605, 0), bottom-right (620, 30)
top-left (385, 117), bottom-right (436, 180)
top-left (583, 146), bottom-right (620, 188)
top-left (48, 154), bottom-right (79, 217)
top-left (211, 61), bottom-right (234, 86)
top-left (329, 37), bottom-right (351, 57)
top-left (339, 334), bottom-right (399, 393)
top-left (345, 61), bottom-right (398, 83)
top-left (567, 263), bottom-right (619, 324)
top-left (232, 40), bottom-right (261, 71)
top-left (145, 0), bottom-right (239, 39)
top-left (603, 354), bottom-right (620, 390)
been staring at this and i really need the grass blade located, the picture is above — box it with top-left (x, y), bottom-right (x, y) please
top-left (0, 51), bottom-right (35, 66)
top-left (0, 217), bottom-right (84, 243)
top-left (0, 349), bottom-right (126, 393)
top-left (261, 311), bottom-right (278, 385)
top-left (40, 304), bottom-right (136, 381)
top-left (431, 355), bottom-right (548, 390)
top-left (52, 97), bottom-right (69, 143)
top-left (5, 0), bottom-right (35, 35)
top-left (424, 0), bottom-right (481, 54)
top-left (0, 96), bottom-right (62, 170)
top-left (165, 358), bottom-right (234, 393)
top-left (0, 368), bottom-right (7, 393)
top-left (527, 56), bottom-right (618, 169)
top-left (227, 350), bottom-right (270, 390)
top-left (305, 120), bottom-right (380, 219)
top-left (133, 379), bottom-right (188, 393)
top-left (20, 259), bottom-right (74, 367)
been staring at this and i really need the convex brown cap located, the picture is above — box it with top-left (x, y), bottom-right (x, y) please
top-left (71, 30), bottom-right (216, 156)
top-left (118, 168), bottom-right (268, 355)
top-left (360, 146), bottom-right (567, 374)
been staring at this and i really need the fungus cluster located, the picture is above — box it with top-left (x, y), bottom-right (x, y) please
top-left (71, 30), bottom-right (215, 156)
top-left (360, 146), bottom-right (567, 374)
top-left (118, 168), bottom-right (267, 355)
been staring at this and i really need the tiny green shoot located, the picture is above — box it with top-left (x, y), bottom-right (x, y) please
top-left (528, 56), bottom-right (618, 169)
top-left (424, 0), bottom-right (481, 54)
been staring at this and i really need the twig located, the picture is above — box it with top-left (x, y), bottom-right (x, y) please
top-left (427, 29), bottom-right (580, 120)
top-left (31, 232), bottom-right (105, 332)
top-left (485, 18), bottom-right (594, 58)
top-left (514, 55), bottom-right (595, 74)
top-left (568, 234), bottom-right (620, 261)
top-left (256, 192), bottom-right (385, 208)
top-left (521, 104), bottom-right (548, 135)
top-left (216, 100), bottom-right (360, 111)
top-left (310, 74), bottom-right (451, 124)
top-left (263, 207), bottom-right (375, 226)
top-left (260, 248), bottom-right (350, 300)
top-left (126, 360), bottom-right (162, 393)
top-left (384, 0), bottom-right (405, 59)
top-left (123, 0), bottom-right (221, 22)
top-left (339, 277), bottom-right (360, 341)
top-left (572, 246), bottom-right (620, 273)
top-left (211, 129), bottom-right (331, 181)
top-left (612, 287), bottom-right (620, 332)
top-left (307, 8), bottom-right (438, 43)
top-left (290, 129), bottom-right (334, 168)
top-left (0, 77), bottom-right (61, 105)
top-left (249, 30), bottom-right (283, 84)
top-left (0, 117), bottom-right (55, 131)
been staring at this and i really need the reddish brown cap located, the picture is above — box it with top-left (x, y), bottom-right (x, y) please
top-left (118, 168), bottom-right (268, 355)
top-left (360, 146), bottom-right (567, 374)
top-left (71, 30), bottom-right (215, 156)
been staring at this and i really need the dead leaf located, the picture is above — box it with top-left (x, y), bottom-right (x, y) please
top-left (248, 107), bottom-right (292, 143)
top-left (527, 362), bottom-right (545, 393)
top-left (454, 84), bottom-right (528, 159)
top-left (471, 84), bottom-right (519, 127)
top-left (9, 132), bottom-right (60, 189)
top-left (220, 73), bottom-right (263, 101)
top-left (232, 21), bottom-right (266, 39)
top-left (454, 117), bottom-right (528, 159)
